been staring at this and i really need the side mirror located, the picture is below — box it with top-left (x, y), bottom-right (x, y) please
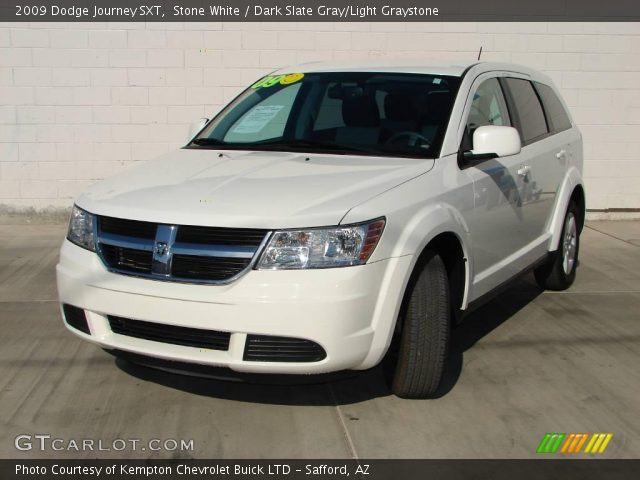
top-left (188, 117), bottom-right (209, 142)
top-left (471, 125), bottom-right (521, 158)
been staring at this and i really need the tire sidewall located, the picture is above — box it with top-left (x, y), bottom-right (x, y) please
top-left (390, 251), bottom-right (450, 398)
top-left (556, 202), bottom-right (580, 286)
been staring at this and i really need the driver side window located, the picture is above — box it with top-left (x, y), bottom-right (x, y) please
top-left (467, 78), bottom-right (511, 140)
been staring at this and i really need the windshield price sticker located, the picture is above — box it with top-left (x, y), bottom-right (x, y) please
top-left (231, 105), bottom-right (285, 134)
top-left (251, 73), bottom-right (305, 89)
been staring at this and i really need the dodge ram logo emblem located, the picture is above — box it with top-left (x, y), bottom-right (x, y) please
top-left (154, 241), bottom-right (169, 256)
top-left (150, 225), bottom-right (177, 276)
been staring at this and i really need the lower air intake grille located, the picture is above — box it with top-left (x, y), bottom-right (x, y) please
top-left (243, 335), bottom-right (326, 363)
top-left (108, 316), bottom-right (230, 351)
top-left (63, 304), bottom-right (90, 335)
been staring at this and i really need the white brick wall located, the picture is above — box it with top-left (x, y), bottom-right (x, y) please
top-left (1, 22), bottom-right (639, 212)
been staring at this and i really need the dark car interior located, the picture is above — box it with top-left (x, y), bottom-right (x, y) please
top-left (310, 81), bottom-right (454, 153)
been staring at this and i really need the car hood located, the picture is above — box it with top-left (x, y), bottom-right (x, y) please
top-left (77, 149), bottom-right (434, 228)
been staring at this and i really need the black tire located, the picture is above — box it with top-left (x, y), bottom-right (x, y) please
top-left (391, 251), bottom-right (450, 399)
top-left (534, 201), bottom-right (580, 291)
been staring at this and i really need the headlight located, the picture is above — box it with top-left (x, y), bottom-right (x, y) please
top-left (67, 205), bottom-right (95, 251)
top-left (257, 218), bottom-right (385, 270)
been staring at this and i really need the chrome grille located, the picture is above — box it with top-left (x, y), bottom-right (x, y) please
top-left (176, 225), bottom-right (268, 246)
top-left (96, 216), bottom-right (270, 284)
top-left (171, 254), bottom-right (251, 281)
top-left (100, 216), bottom-right (156, 239)
top-left (101, 244), bottom-right (153, 274)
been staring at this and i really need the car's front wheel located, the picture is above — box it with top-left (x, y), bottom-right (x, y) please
top-left (390, 250), bottom-right (450, 399)
top-left (534, 200), bottom-right (580, 291)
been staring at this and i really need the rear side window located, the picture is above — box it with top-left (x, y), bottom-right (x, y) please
top-left (504, 78), bottom-right (549, 144)
top-left (535, 82), bottom-right (572, 133)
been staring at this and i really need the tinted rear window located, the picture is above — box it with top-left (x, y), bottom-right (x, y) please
top-left (535, 82), bottom-right (572, 133)
top-left (504, 78), bottom-right (549, 144)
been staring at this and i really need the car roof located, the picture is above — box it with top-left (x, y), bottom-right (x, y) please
top-left (271, 59), bottom-right (545, 80)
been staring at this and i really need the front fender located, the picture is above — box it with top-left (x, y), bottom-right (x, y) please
top-left (393, 203), bottom-right (472, 308)
top-left (344, 202), bottom-right (474, 369)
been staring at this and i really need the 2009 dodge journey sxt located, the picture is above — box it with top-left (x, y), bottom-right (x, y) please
top-left (57, 60), bottom-right (585, 398)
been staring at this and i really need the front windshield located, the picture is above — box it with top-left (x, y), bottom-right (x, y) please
top-left (192, 71), bottom-right (461, 158)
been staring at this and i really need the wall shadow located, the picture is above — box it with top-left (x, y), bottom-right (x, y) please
top-left (115, 276), bottom-right (543, 405)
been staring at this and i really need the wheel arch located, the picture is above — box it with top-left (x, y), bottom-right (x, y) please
top-left (570, 184), bottom-right (586, 234)
top-left (389, 229), bottom-right (469, 351)
top-left (418, 232), bottom-right (467, 324)
top-left (391, 203), bottom-right (473, 310)
top-left (548, 167), bottom-right (585, 251)
top-left (374, 229), bottom-right (468, 379)
top-left (356, 210), bottom-right (474, 369)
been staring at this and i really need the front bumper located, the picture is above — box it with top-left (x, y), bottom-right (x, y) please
top-left (56, 240), bottom-right (412, 374)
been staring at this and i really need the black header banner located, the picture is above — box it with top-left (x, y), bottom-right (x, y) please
top-left (1, 459), bottom-right (639, 480)
top-left (2, 0), bottom-right (640, 22)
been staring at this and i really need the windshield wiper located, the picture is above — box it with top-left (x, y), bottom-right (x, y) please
top-left (191, 137), bottom-right (229, 146)
top-left (191, 137), bottom-right (421, 158)
top-left (254, 139), bottom-right (385, 156)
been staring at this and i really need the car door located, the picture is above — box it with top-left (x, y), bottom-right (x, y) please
top-left (531, 81), bottom-right (577, 234)
top-left (501, 77), bottom-right (565, 247)
top-left (459, 74), bottom-right (536, 299)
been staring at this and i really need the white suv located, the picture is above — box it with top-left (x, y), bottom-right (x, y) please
top-left (57, 60), bottom-right (584, 398)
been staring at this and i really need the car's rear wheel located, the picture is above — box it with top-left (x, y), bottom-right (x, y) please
top-left (390, 250), bottom-right (450, 399)
top-left (534, 200), bottom-right (580, 291)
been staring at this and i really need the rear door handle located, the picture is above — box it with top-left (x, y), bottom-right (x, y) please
top-left (556, 149), bottom-right (567, 160)
top-left (517, 165), bottom-right (531, 177)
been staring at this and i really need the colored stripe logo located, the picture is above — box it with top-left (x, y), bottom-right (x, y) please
top-left (537, 433), bottom-right (613, 454)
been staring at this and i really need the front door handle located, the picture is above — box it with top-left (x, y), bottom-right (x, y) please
top-left (517, 165), bottom-right (531, 177)
top-left (556, 149), bottom-right (567, 160)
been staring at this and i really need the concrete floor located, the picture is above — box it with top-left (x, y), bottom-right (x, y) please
top-left (0, 222), bottom-right (638, 459)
